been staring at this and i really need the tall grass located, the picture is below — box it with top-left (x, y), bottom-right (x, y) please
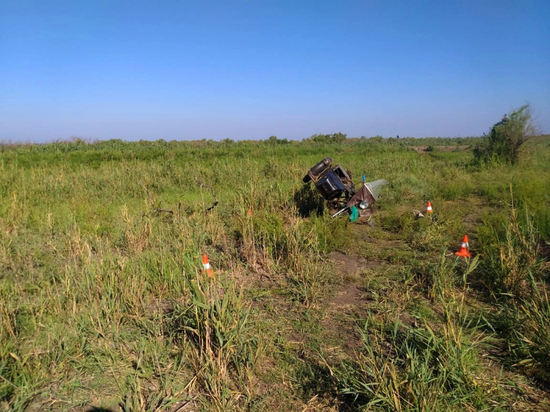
top-left (170, 274), bottom-right (258, 410)
top-left (332, 257), bottom-right (491, 411)
top-left (1, 137), bottom-right (549, 410)
top-left (477, 190), bottom-right (542, 297)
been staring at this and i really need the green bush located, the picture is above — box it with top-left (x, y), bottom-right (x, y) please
top-left (304, 132), bottom-right (347, 144)
top-left (474, 104), bottom-right (535, 165)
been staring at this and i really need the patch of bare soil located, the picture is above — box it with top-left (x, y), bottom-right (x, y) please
top-left (328, 248), bottom-right (395, 312)
top-left (328, 283), bottom-right (364, 308)
top-left (312, 251), bottom-right (381, 357)
top-left (330, 251), bottom-right (386, 277)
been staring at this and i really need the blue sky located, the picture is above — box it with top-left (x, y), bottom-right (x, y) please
top-left (1, 0), bottom-right (549, 142)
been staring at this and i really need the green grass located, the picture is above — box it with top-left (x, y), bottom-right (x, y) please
top-left (1, 136), bottom-right (549, 411)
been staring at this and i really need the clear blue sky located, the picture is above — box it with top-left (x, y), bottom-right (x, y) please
top-left (1, 0), bottom-right (549, 142)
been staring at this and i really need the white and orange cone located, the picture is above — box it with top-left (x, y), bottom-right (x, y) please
top-left (201, 254), bottom-right (214, 278)
top-left (426, 201), bottom-right (433, 214)
top-left (455, 235), bottom-right (471, 258)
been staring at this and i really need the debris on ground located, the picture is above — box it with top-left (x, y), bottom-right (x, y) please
top-left (412, 210), bottom-right (425, 219)
top-left (302, 157), bottom-right (388, 221)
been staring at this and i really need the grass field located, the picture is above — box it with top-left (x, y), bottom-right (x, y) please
top-left (1, 136), bottom-right (549, 411)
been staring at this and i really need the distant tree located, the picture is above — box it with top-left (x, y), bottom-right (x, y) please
top-left (307, 134), bottom-right (326, 143)
top-left (331, 132), bottom-right (347, 143)
top-left (266, 135), bottom-right (290, 145)
top-left (474, 104), bottom-right (535, 165)
top-left (307, 132), bottom-right (347, 144)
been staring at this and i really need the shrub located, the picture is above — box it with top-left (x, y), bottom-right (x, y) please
top-left (293, 183), bottom-right (325, 218)
top-left (305, 132), bottom-right (347, 144)
top-left (474, 104), bottom-right (535, 165)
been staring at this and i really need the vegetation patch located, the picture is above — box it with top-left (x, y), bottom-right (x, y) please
top-left (1, 135), bottom-right (549, 410)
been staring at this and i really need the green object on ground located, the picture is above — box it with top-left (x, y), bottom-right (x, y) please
top-left (350, 205), bottom-right (359, 222)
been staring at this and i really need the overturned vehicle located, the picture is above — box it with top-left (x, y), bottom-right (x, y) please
top-left (302, 157), bottom-right (388, 221)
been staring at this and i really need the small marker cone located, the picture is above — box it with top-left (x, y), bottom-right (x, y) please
top-left (455, 235), bottom-right (471, 258)
top-left (426, 201), bottom-right (433, 214)
top-left (248, 209), bottom-right (253, 216)
top-left (202, 254), bottom-right (214, 278)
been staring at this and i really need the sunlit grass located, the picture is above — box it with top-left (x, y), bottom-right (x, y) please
top-left (0, 137), bottom-right (549, 410)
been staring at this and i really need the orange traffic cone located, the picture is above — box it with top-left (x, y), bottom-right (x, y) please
top-left (426, 201), bottom-right (433, 214)
top-left (202, 254), bottom-right (214, 278)
top-left (248, 209), bottom-right (253, 216)
top-left (455, 235), bottom-right (471, 258)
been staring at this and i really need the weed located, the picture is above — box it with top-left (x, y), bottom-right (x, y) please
top-left (332, 256), bottom-right (494, 411)
top-left (170, 274), bottom-right (258, 410)
top-left (478, 190), bottom-right (541, 297)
